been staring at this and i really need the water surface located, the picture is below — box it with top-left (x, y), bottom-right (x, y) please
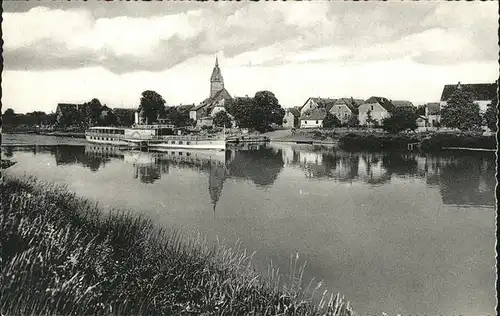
top-left (2, 134), bottom-right (496, 315)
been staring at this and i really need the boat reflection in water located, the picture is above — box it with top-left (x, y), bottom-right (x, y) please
top-left (84, 144), bottom-right (230, 215)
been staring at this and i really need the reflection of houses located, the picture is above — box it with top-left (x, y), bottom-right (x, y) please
top-left (189, 57), bottom-right (233, 127)
top-left (358, 96), bottom-right (395, 126)
top-left (440, 81), bottom-right (497, 113)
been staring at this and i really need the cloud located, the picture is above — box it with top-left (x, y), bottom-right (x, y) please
top-left (2, 2), bottom-right (498, 74)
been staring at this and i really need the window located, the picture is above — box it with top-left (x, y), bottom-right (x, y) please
top-left (304, 120), bottom-right (308, 124)
top-left (179, 141), bottom-right (183, 145)
top-left (186, 141), bottom-right (191, 145)
top-left (171, 141), bottom-right (175, 144)
top-left (316, 120), bottom-right (318, 124)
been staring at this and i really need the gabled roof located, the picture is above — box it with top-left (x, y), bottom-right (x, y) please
top-left (300, 108), bottom-right (328, 120)
top-left (440, 82), bottom-right (497, 101)
top-left (286, 107), bottom-right (301, 117)
top-left (194, 88), bottom-right (232, 111)
top-left (178, 104), bottom-right (195, 113)
top-left (363, 96), bottom-right (395, 112)
top-left (300, 97), bottom-right (337, 112)
top-left (425, 102), bottom-right (440, 115)
top-left (392, 100), bottom-right (414, 108)
top-left (334, 98), bottom-right (363, 114)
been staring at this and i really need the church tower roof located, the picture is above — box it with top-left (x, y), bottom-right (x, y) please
top-left (210, 56), bottom-right (223, 83)
top-left (210, 55), bottom-right (224, 98)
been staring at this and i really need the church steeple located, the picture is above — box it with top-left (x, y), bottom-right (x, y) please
top-left (210, 55), bottom-right (224, 98)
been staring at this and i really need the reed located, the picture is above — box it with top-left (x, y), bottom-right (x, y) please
top-left (1, 175), bottom-right (354, 315)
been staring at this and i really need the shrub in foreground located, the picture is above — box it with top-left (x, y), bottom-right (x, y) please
top-left (1, 176), bottom-right (354, 315)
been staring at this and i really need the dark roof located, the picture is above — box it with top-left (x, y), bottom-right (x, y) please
top-left (440, 82), bottom-right (497, 101)
top-left (286, 107), bottom-right (300, 117)
top-left (113, 108), bottom-right (136, 113)
top-left (194, 88), bottom-right (232, 111)
top-left (57, 103), bottom-right (78, 110)
top-left (425, 102), bottom-right (440, 115)
top-left (334, 98), bottom-right (363, 114)
top-left (312, 97), bottom-right (337, 112)
top-left (363, 96), bottom-right (395, 112)
top-left (300, 108), bottom-right (328, 120)
top-left (392, 100), bottom-right (414, 107)
top-left (178, 104), bottom-right (195, 112)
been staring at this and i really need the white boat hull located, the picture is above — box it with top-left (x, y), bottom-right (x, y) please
top-left (85, 135), bottom-right (136, 147)
top-left (148, 140), bottom-right (226, 151)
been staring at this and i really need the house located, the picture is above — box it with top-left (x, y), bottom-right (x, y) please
top-left (178, 104), bottom-right (195, 114)
top-left (358, 97), bottom-right (395, 126)
top-left (416, 116), bottom-right (428, 129)
top-left (299, 108), bottom-right (328, 128)
top-left (299, 97), bottom-right (337, 116)
top-left (282, 107), bottom-right (301, 128)
top-left (189, 57), bottom-right (233, 126)
top-left (425, 102), bottom-right (441, 128)
top-left (329, 98), bottom-right (363, 124)
top-left (440, 81), bottom-right (497, 113)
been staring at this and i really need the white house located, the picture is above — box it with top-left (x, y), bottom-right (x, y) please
top-left (358, 96), bottom-right (395, 126)
top-left (299, 97), bottom-right (337, 116)
top-left (282, 107), bottom-right (301, 128)
top-left (299, 108), bottom-right (328, 128)
top-left (425, 102), bottom-right (441, 128)
top-left (439, 81), bottom-right (497, 113)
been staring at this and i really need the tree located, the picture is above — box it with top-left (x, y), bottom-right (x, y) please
top-left (213, 111), bottom-right (232, 128)
top-left (164, 106), bottom-right (191, 127)
top-left (416, 104), bottom-right (426, 116)
top-left (3, 108), bottom-right (18, 125)
top-left (323, 113), bottom-right (342, 128)
top-left (139, 90), bottom-right (166, 124)
top-left (346, 114), bottom-right (359, 128)
top-left (365, 110), bottom-right (377, 127)
top-left (382, 106), bottom-right (418, 133)
top-left (441, 86), bottom-right (482, 130)
top-left (484, 95), bottom-right (498, 132)
top-left (230, 91), bottom-right (285, 131)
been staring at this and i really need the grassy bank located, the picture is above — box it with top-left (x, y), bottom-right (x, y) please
top-left (292, 129), bottom-right (496, 152)
top-left (1, 175), bottom-right (354, 315)
top-left (420, 133), bottom-right (496, 151)
top-left (338, 133), bottom-right (419, 151)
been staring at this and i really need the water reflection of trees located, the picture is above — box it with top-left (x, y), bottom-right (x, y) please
top-left (436, 153), bottom-right (496, 207)
top-left (54, 145), bottom-right (111, 172)
top-left (280, 146), bottom-right (495, 207)
top-left (227, 148), bottom-right (284, 187)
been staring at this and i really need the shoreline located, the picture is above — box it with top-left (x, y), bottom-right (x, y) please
top-left (1, 174), bottom-right (354, 316)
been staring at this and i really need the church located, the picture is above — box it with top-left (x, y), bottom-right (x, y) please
top-left (189, 57), bottom-right (233, 126)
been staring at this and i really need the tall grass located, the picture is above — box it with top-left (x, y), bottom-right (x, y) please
top-left (1, 175), bottom-right (354, 315)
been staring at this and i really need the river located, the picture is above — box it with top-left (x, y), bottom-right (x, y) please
top-left (2, 134), bottom-right (496, 315)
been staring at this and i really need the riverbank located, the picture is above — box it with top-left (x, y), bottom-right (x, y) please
top-left (266, 129), bottom-right (496, 152)
top-left (1, 174), bottom-right (353, 316)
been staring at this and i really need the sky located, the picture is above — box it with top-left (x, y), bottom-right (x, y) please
top-left (2, 1), bottom-right (498, 114)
